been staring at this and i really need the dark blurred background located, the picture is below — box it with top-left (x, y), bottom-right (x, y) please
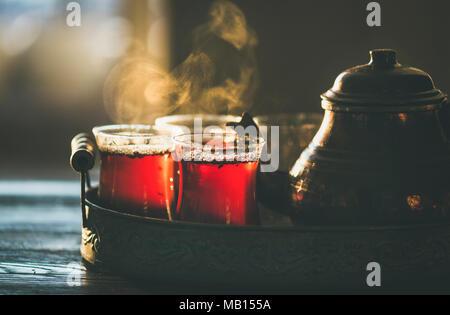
top-left (0, 0), bottom-right (449, 179)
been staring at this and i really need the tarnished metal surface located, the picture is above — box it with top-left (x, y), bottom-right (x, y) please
top-left (289, 50), bottom-right (450, 225)
top-left (82, 188), bottom-right (450, 291)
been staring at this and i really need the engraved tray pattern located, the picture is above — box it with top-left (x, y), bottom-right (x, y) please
top-left (81, 188), bottom-right (450, 291)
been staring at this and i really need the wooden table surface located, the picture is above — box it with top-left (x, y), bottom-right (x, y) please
top-left (0, 180), bottom-right (186, 295)
top-left (0, 180), bottom-right (302, 295)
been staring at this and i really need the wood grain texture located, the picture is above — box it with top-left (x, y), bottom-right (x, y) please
top-left (0, 183), bottom-right (158, 295)
top-left (0, 181), bottom-right (296, 294)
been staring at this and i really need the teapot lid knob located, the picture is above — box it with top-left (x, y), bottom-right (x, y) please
top-left (369, 49), bottom-right (398, 67)
top-left (321, 49), bottom-right (446, 111)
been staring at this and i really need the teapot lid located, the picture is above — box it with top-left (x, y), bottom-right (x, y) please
top-left (321, 49), bottom-right (447, 112)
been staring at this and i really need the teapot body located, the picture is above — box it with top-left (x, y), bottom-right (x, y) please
top-left (289, 108), bottom-right (449, 225)
top-left (289, 50), bottom-right (449, 225)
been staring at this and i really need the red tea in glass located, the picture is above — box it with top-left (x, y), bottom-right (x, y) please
top-left (93, 125), bottom-right (175, 219)
top-left (174, 132), bottom-right (264, 225)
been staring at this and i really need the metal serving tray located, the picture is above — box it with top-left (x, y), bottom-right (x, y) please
top-left (80, 187), bottom-right (450, 292)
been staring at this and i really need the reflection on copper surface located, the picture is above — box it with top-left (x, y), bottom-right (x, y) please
top-left (397, 113), bottom-right (407, 124)
top-left (406, 194), bottom-right (423, 212)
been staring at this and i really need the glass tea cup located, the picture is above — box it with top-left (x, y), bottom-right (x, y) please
top-left (253, 112), bottom-right (322, 210)
top-left (92, 125), bottom-right (176, 219)
top-left (173, 132), bottom-right (265, 225)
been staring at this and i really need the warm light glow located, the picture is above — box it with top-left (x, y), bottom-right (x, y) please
top-left (397, 112), bottom-right (407, 123)
top-left (0, 12), bottom-right (42, 56)
top-left (92, 16), bottom-right (131, 59)
top-left (104, 0), bottom-right (258, 124)
top-left (406, 194), bottom-right (423, 211)
top-left (147, 17), bottom-right (170, 60)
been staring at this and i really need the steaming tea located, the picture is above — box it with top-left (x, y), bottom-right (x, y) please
top-left (98, 150), bottom-right (175, 218)
top-left (93, 125), bottom-right (175, 218)
top-left (178, 160), bottom-right (259, 225)
top-left (174, 132), bottom-right (264, 225)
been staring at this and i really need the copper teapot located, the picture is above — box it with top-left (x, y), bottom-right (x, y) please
top-left (289, 49), bottom-right (449, 225)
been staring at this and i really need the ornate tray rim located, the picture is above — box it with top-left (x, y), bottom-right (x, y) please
top-left (81, 187), bottom-right (450, 291)
top-left (85, 188), bottom-right (450, 233)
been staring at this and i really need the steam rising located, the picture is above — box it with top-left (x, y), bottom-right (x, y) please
top-left (104, 0), bottom-right (258, 124)
top-left (209, 0), bottom-right (257, 50)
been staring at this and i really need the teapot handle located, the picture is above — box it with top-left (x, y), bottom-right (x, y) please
top-left (70, 133), bottom-right (96, 227)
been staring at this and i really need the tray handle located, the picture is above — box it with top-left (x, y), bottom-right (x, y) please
top-left (70, 133), bottom-right (96, 228)
top-left (70, 133), bottom-right (95, 173)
